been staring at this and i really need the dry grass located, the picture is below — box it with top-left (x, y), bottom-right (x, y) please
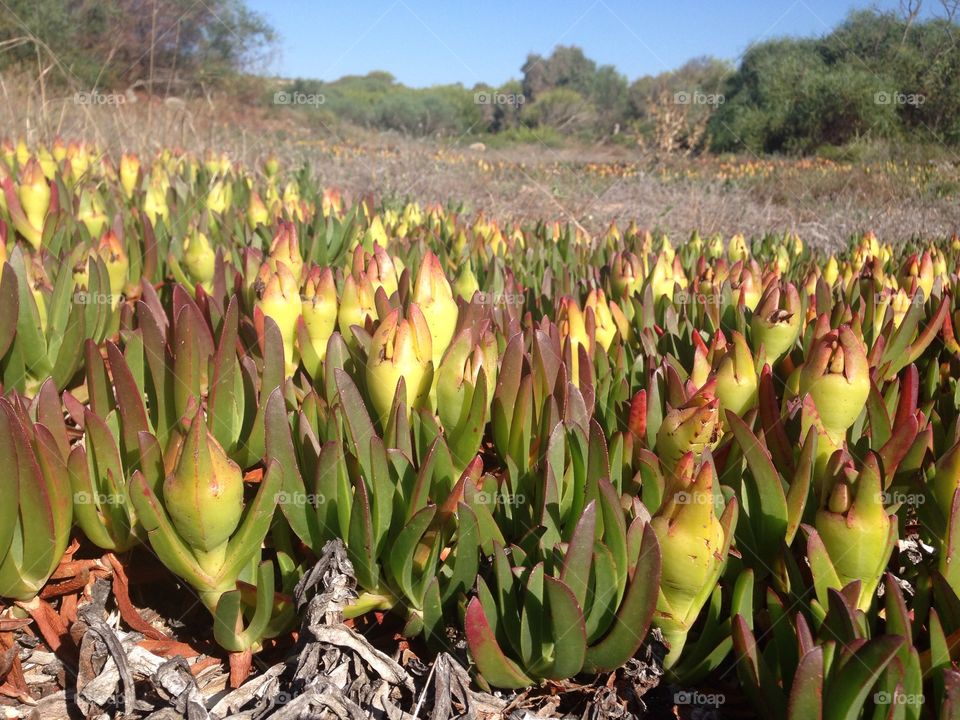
top-left (3, 69), bottom-right (959, 249)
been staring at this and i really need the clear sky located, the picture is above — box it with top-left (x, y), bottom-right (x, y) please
top-left (246, 0), bottom-right (937, 87)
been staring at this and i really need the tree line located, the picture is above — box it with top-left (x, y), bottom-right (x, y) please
top-left (2, 1), bottom-right (959, 155)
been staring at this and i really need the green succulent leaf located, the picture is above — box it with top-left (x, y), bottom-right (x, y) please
top-left (543, 576), bottom-right (587, 680)
top-left (788, 647), bottom-right (824, 720)
top-left (583, 522), bottom-right (661, 673)
top-left (825, 636), bottom-right (903, 720)
top-left (465, 597), bottom-right (535, 690)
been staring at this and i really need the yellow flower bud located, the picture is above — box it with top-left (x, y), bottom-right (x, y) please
top-left (96, 230), bottom-right (128, 306)
top-left (77, 187), bottom-right (108, 239)
top-left (17, 158), bottom-right (50, 248)
top-left (366, 305), bottom-right (433, 421)
top-left (799, 324), bottom-right (869, 442)
top-left (586, 289), bottom-right (618, 351)
top-left (751, 281), bottom-right (801, 361)
top-left (247, 190), bottom-right (270, 229)
top-left (163, 409), bottom-right (244, 575)
top-left (715, 331), bottom-right (758, 418)
top-left (338, 272), bottom-right (378, 342)
top-left (412, 252), bottom-right (458, 369)
top-left (815, 452), bottom-right (895, 611)
top-left (255, 262), bottom-right (303, 375)
top-left (119, 153), bottom-right (140, 199)
top-left (300, 266), bottom-right (338, 374)
top-left (182, 230), bottom-right (216, 289)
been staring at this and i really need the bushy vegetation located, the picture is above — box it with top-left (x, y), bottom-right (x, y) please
top-left (3, 2), bottom-right (960, 155)
top-left (711, 10), bottom-right (960, 153)
top-left (0, 0), bottom-right (275, 89)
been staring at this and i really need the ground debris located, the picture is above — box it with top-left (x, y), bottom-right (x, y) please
top-left (1, 540), bottom-right (664, 719)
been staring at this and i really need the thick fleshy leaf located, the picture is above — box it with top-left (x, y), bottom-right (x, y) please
top-left (335, 368), bottom-right (376, 481)
top-left (348, 475), bottom-right (378, 590)
top-left (440, 503), bottom-right (480, 604)
top-left (543, 576), bottom-right (587, 679)
top-left (221, 460), bottom-right (281, 583)
top-left (0, 406), bottom-right (19, 567)
top-left (0, 262), bottom-right (19, 359)
top-left (583, 522), bottom-right (660, 672)
top-left (465, 597), bottom-right (534, 689)
top-left (561, 501), bottom-right (597, 609)
top-left (825, 636), bottom-right (903, 720)
top-left (788, 647), bottom-right (823, 720)
top-left (213, 560), bottom-right (275, 652)
top-left (387, 505), bottom-right (436, 605)
top-left (728, 410), bottom-right (789, 561)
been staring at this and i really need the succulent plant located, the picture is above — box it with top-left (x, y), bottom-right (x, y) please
top-left (366, 304), bottom-right (434, 424)
top-left (0, 384), bottom-right (73, 601)
top-left (130, 400), bottom-right (286, 651)
top-left (1, 141), bottom-right (960, 713)
top-left (466, 481), bottom-right (661, 688)
top-left (652, 454), bottom-right (737, 667)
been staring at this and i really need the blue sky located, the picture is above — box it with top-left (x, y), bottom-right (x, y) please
top-left (246, 0), bottom-right (936, 87)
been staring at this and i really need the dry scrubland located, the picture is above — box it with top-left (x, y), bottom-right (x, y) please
top-left (4, 78), bottom-right (959, 246)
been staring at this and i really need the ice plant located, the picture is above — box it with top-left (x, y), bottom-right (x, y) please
top-left (338, 271), bottom-right (378, 344)
top-left (119, 153), bottom-right (140, 198)
top-left (799, 323), bottom-right (869, 444)
top-left (0, 388), bottom-right (72, 601)
top-left (255, 262), bottom-right (303, 375)
top-left (130, 403), bottom-right (283, 649)
top-left (2, 157), bottom-right (50, 247)
top-left (359, 243), bottom-right (399, 299)
top-left (585, 289), bottom-right (618, 351)
top-left (436, 324), bottom-right (498, 467)
top-left (655, 383), bottom-right (721, 473)
top-left (750, 280), bottom-right (801, 361)
top-left (809, 451), bottom-right (896, 611)
top-left (298, 265), bottom-right (338, 378)
top-left (77, 187), bottom-right (108, 238)
top-left (728, 233), bottom-right (749, 261)
top-left (412, 251), bottom-right (458, 370)
top-left (652, 455), bottom-right (736, 668)
top-left (649, 252), bottom-right (687, 300)
top-left (266, 223), bottom-right (303, 281)
top-left (466, 484), bottom-right (662, 687)
top-left (609, 251), bottom-right (643, 297)
top-left (96, 230), bottom-right (129, 307)
top-left (715, 331), bottom-right (758, 418)
top-left (453, 261), bottom-right (480, 301)
top-left (366, 304), bottom-right (433, 423)
top-left (558, 295), bottom-right (592, 385)
top-left (181, 230), bottom-right (216, 290)
top-left (1, 246), bottom-right (113, 394)
top-left (247, 190), bottom-right (269, 229)
top-left (143, 176), bottom-right (169, 226)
